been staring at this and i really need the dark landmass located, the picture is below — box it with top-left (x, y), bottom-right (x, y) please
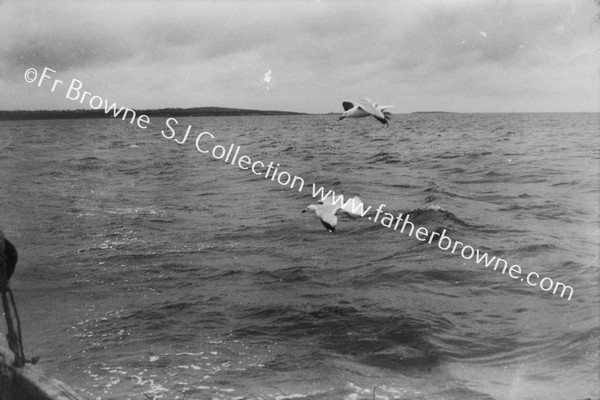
top-left (410, 111), bottom-right (458, 114)
top-left (0, 107), bottom-right (306, 121)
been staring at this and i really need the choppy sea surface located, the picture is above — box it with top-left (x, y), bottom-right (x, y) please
top-left (0, 113), bottom-right (598, 400)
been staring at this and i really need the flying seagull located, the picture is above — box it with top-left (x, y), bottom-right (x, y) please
top-left (302, 196), bottom-right (364, 232)
top-left (339, 98), bottom-right (393, 125)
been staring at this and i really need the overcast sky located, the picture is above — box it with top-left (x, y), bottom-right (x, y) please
top-left (1, 0), bottom-right (598, 113)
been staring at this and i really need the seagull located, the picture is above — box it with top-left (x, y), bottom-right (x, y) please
top-left (339, 98), bottom-right (393, 125)
top-left (302, 196), bottom-right (364, 232)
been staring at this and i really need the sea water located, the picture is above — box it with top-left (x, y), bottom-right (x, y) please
top-left (0, 113), bottom-right (598, 400)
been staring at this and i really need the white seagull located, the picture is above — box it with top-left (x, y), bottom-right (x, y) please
top-left (339, 98), bottom-right (393, 125)
top-left (302, 196), bottom-right (364, 232)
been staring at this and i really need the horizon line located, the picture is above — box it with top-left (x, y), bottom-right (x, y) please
top-left (0, 106), bottom-right (597, 114)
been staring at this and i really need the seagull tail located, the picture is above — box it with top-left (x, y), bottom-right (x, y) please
top-left (378, 110), bottom-right (392, 125)
top-left (378, 105), bottom-right (393, 123)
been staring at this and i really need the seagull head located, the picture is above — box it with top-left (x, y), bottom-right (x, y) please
top-left (302, 204), bottom-right (317, 213)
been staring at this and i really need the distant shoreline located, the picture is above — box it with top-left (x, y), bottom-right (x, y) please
top-left (410, 111), bottom-right (458, 114)
top-left (0, 107), bottom-right (306, 121)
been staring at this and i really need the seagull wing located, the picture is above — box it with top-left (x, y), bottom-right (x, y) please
top-left (341, 196), bottom-right (364, 219)
top-left (342, 101), bottom-right (356, 111)
top-left (316, 206), bottom-right (338, 232)
top-left (355, 99), bottom-right (389, 124)
top-left (356, 99), bottom-right (385, 118)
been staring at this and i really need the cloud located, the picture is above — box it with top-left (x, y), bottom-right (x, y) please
top-left (0, 3), bottom-right (133, 75)
top-left (1, 0), bottom-right (598, 112)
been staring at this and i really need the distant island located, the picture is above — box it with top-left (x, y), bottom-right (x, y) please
top-left (0, 107), bottom-right (306, 121)
top-left (410, 111), bottom-right (457, 114)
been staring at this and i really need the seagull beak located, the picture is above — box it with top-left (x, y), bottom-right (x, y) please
top-left (338, 116), bottom-right (345, 121)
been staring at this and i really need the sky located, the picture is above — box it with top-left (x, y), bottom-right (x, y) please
top-left (1, 0), bottom-right (599, 113)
